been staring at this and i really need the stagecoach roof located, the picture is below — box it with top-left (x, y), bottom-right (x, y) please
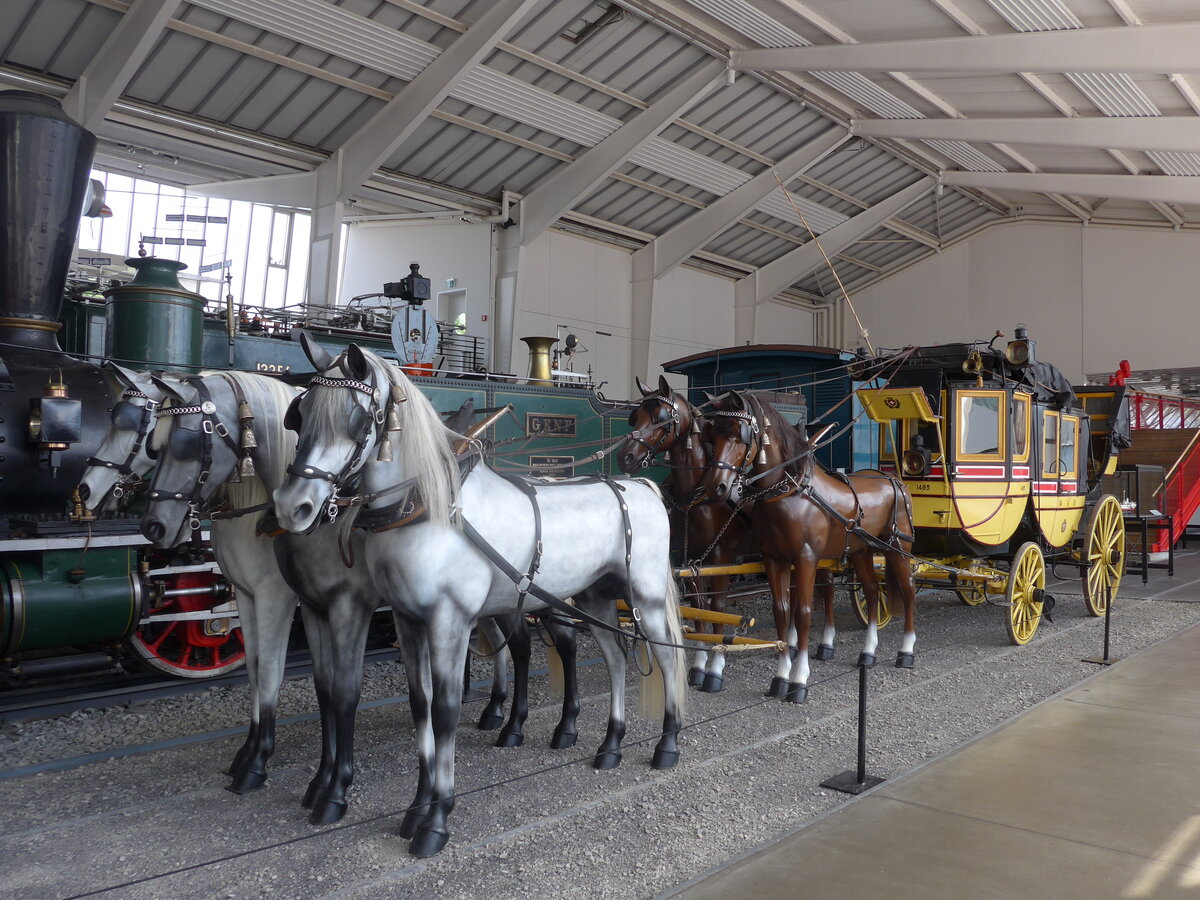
top-left (892, 342), bottom-right (1079, 409)
top-left (663, 344), bottom-right (846, 372)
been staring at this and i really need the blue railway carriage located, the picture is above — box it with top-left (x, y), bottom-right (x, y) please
top-left (662, 343), bottom-right (873, 472)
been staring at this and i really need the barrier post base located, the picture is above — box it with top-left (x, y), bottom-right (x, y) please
top-left (821, 771), bottom-right (884, 795)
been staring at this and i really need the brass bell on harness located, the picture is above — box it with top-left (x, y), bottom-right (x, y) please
top-left (238, 453), bottom-right (256, 478)
top-left (386, 384), bottom-right (406, 431)
top-left (374, 436), bottom-right (393, 465)
top-left (758, 417), bottom-right (770, 463)
top-left (238, 400), bottom-right (259, 450)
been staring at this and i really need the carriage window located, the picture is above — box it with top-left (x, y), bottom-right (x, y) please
top-left (1012, 394), bottom-right (1030, 462)
top-left (957, 391), bottom-right (1005, 459)
top-left (881, 423), bottom-right (897, 465)
top-left (1042, 411), bottom-right (1060, 475)
top-left (1060, 415), bottom-right (1079, 479)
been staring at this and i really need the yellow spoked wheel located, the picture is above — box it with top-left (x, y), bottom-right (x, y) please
top-left (955, 585), bottom-right (988, 607)
top-left (1005, 542), bottom-right (1046, 646)
top-left (851, 583), bottom-right (893, 629)
top-left (1083, 494), bottom-right (1125, 617)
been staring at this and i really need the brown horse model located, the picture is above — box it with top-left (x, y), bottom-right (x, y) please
top-left (618, 375), bottom-right (751, 692)
top-left (619, 376), bottom-right (836, 693)
top-left (703, 391), bottom-right (918, 702)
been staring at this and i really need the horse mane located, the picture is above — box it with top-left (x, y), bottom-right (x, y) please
top-left (744, 392), bottom-right (809, 478)
top-left (352, 348), bottom-right (461, 527)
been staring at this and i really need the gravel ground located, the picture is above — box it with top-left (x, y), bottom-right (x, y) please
top-left (2, 554), bottom-right (1199, 900)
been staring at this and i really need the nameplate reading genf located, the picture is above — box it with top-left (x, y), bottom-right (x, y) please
top-left (526, 413), bottom-right (577, 438)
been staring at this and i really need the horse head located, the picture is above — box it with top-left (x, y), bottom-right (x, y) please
top-left (701, 391), bottom-right (760, 502)
top-left (139, 373), bottom-right (255, 548)
top-left (78, 363), bottom-right (174, 513)
top-left (618, 374), bottom-right (694, 473)
top-left (274, 343), bottom-right (459, 535)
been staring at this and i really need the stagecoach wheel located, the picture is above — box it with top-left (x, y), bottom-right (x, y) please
top-left (1005, 542), bottom-right (1045, 646)
top-left (850, 584), bottom-right (893, 629)
top-left (1083, 495), bottom-right (1125, 617)
top-left (955, 585), bottom-right (988, 607)
top-left (125, 572), bottom-right (246, 678)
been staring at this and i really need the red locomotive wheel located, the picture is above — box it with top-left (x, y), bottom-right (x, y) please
top-left (126, 572), bottom-right (246, 678)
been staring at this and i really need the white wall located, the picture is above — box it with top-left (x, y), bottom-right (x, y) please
top-left (342, 221), bottom-right (828, 400)
top-left (340, 219), bottom-right (492, 336)
top-left (848, 220), bottom-right (1200, 383)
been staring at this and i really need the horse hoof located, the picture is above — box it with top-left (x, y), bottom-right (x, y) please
top-left (309, 799), bottom-right (348, 826)
top-left (651, 746), bottom-right (680, 769)
top-left (701, 672), bottom-right (724, 693)
top-left (895, 652), bottom-right (915, 669)
top-left (550, 728), bottom-right (577, 750)
top-left (814, 644), bottom-right (835, 661)
top-left (784, 684), bottom-right (808, 704)
top-left (495, 729), bottom-right (524, 748)
top-left (858, 652), bottom-right (877, 668)
top-left (477, 708), bottom-right (505, 731)
top-left (593, 750), bottom-right (622, 770)
top-left (409, 825), bottom-right (450, 858)
top-left (766, 676), bottom-right (788, 698)
top-left (301, 779), bottom-right (327, 809)
top-left (687, 667), bottom-right (705, 687)
top-left (398, 806), bottom-right (426, 840)
top-left (226, 769), bottom-right (267, 795)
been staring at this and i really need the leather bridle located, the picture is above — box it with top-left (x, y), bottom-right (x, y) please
top-left (86, 389), bottom-right (159, 499)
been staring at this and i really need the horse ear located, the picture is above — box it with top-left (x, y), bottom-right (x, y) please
top-left (298, 331), bottom-right (334, 373)
top-left (634, 376), bottom-right (654, 396)
top-left (150, 374), bottom-right (188, 404)
top-left (657, 374), bottom-right (672, 396)
top-left (703, 391), bottom-right (719, 404)
top-left (104, 361), bottom-right (143, 392)
top-left (344, 343), bottom-right (370, 381)
top-left (729, 391), bottom-right (746, 410)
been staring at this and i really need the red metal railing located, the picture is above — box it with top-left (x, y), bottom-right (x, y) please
top-left (1129, 390), bottom-right (1200, 550)
top-left (1131, 391), bottom-right (1200, 430)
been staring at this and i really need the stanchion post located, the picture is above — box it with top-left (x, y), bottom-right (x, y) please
top-left (1083, 586), bottom-right (1120, 666)
top-left (822, 660), bottom-right (885, 795)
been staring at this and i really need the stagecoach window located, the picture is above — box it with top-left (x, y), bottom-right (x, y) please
top-left (1060, 416), bottom-right (1078, 478)
top-left (958, 392), bottom-right (1004, 458)
top-left (1043, 411), bottom-right (1060, 475)
top-left (1012, 393), bottom-right (1031, 461)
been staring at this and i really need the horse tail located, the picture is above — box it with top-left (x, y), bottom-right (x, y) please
top-left (638, 574), bottom-right (687, 721)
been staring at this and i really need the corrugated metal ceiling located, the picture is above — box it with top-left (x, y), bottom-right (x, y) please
top-left (4, 0), bottom-right (1194, 306)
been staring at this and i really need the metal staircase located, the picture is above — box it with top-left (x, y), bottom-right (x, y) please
top-left (1122, 392), bottom-right (1200, 551)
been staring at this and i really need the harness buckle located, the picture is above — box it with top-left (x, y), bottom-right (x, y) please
top-left (215, 422), bottom-right (229, 438)
top-left (198, 469), bottom-right (210, 485)
top-left (516, 573), bottom-right (534, 594)
top-left (202, 420), bottom-right (214, 435)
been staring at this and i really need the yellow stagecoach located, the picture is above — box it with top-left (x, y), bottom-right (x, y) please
top-left (856, 327), bottom-right (1129, 644)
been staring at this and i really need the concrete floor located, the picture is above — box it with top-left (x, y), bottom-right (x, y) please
top-left (670, 570), bottom-right (1200, 899)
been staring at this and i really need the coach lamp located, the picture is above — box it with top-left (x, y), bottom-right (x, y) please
top-left (1005, 324), bottom-right (1037, 368)
top-left (29, 370), bottom-right (82, 476)
top-left (901, 434), bottom-right (932, 478)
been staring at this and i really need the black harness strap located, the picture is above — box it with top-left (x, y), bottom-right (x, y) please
top-left (86, 389), bottom-right (157, 481)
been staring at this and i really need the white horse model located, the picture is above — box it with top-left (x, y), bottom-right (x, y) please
top-left (135, 366), bottom-right (577, 824)
top-left (273, 342), bottom-right (687, 857)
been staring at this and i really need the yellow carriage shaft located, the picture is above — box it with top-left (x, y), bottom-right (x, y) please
top-left (683, 632), bottom-right (785, 651)
top-left (617, 599), bottom-right (754, 628)
top-left (674, 559), bottom-right (838, 579)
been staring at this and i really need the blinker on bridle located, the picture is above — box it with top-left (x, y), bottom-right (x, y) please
top-left (626, 395), bottom-right (688, 467)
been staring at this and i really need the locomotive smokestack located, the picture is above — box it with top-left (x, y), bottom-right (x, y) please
top-left (0, 91), bottom-right (97, 352)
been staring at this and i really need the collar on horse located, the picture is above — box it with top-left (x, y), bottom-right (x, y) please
top-left (86, 388), bottom-right (158, 496)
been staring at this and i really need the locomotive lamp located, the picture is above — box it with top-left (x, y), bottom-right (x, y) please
top-left (1005, 324), bottom-right (1037, 368)
top-left (28, 371), bottom-right (82, 474)
top-left (901, 434), bottom-right (932, 478)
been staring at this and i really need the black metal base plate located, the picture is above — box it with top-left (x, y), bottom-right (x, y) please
top-left (821, 770), bottom-right (885, 795)
top-left (1081, 655), bottom-right (1121, 666)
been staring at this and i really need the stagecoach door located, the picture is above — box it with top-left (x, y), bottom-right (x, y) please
top-left (949, 388), bottom-right (1025, 546)
top-left (1032, 408), bottom-right (1085, 547)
